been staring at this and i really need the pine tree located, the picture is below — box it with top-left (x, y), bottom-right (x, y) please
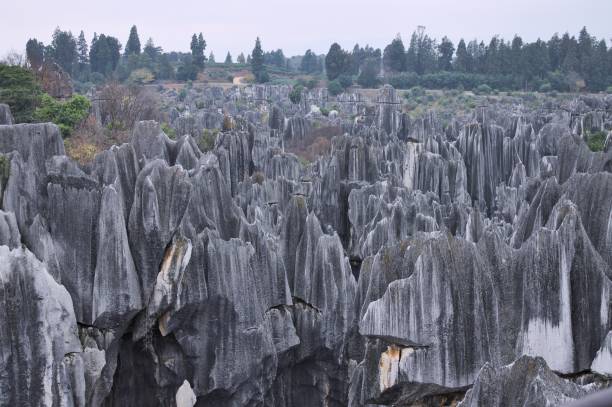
top-left (89, 34), bottom-right (121, 75)
top-left (577, 27), bottom-right (594, 79)
top-left (209, 52), bottom-right (216, 64)
top-left (561, 36), bottom-right (580, 73)
top-left (437, 36), bottom-right (455, 71)
top-left (125, 25), bottom-right (141, 55)
top-left (191, 33), bottom-right (206, 69)
top-left (77, 31), bottom-right (88, 65)
top-left (406, 27), bottom-right (437, 75)
top-left (484, 37), bottom-right (501, 74)
top-left (325, 43), bottom-right (350, 80)
top-left (383, 34), bottom-right (406, 72)
top-left (454, 39), bottom-right (470, 72)
top-left (225, 52), bottom-right (233, 64)
top-left (156, 54), bottom-right (174, 80)
top-left (237, 53), bottom-right (246, 64)
top-left (26, 39), bottom-right (45, 70)
top-left (589, 39), bottom-right (608, 90)
top-left (144, 38), bottom-right (162, 60)
top-left (547, 33), bottom-right (562, 71)
top-left (50, 28), bottom-right (77, 74)
top-left (251, 37), bottom-right (268, 83)
top-left (357, 57), bottom-right (380, 88)
top-left (301, 49), bottom-right (319, 73)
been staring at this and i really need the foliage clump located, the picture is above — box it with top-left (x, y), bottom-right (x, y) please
top-left (64, 138), bottom-right (98, 164)
top-left (289, 85), bottom-right (303, 104)
top-left (327, 80), bottom-right (343, 96)
top-left (586, 131), bottom-right (608, 152)
top-left (34, 93), bottom-right (91, 137)
top-left (161, 123), bottom-right (176, 139)
top-left (0, 64), bottom-right (42, 123)
top-left (198, 129), bottom-right (218, 152)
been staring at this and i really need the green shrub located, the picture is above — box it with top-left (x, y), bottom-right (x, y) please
top-left (305, 78), bottom-right (318, 89)
top-left (409, 86), bottom-right (426, 97)
top-left (474, 84), bottom-right (492, 95)
top-left (586, 131), bottom-right (608, 152)
top-left (387, 72), bottom-right (419, 89)
top-left (90, 72), bottom-right (106, 85)
top-left (128, 68), bottom-right (155, 84)
top-left (0, 64), bottom-right (42, 123)
top-left (33, 94), bottom-right (91, 137)
top-left (289, 85), bottom-right (303, 104)
top-left (251, 171), bottom-right (265, 185)
top-left (0, 153), bottom-right (10, 189)
top-left (198, 129), bottom-right (218, 152)
top-left (539, 83), bottom-right (552, 93)
top-left (606, 86), bottom-right (612, 94)
top-left (64, 138), bottom-right (99, 164)
top-left (327, 80), bottom-right (343, 96)
top-left (447, 89), bottom-right (461, 97)
top-left (161, 123), bottom-right (176, 139)
top-left (338, 74), bottom-right (353, 89)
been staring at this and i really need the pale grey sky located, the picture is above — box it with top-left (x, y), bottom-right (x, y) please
top-left (1, 0), bottom-right (611, 59)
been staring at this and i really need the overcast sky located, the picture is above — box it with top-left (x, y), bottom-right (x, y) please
top-left (2, 0), bottom-right (611, 59)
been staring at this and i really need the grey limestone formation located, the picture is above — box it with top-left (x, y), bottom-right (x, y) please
top-left (0, 84), bottom-right (611, 406)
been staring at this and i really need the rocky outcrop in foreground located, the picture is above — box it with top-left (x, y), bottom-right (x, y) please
top-left (0, 88), bottom-right (612, 406)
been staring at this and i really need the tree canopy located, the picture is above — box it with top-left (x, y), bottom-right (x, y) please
top-left (125, 25), bottom-right (141, 55)
top-left (325, 43), bottom-right (351, 80)
top-left (251, 37), bottom-right (268, 83)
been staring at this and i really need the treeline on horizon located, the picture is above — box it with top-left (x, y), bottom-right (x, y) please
top-left (14, 25), bottom-right (612, 93)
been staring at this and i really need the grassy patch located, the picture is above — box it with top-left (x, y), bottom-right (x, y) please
top-left (586, 131), bottom-right (608, 152)
top-left (64, 138), bottom-right (99, 164)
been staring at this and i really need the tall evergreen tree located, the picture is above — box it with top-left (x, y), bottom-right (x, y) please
top-left (26, 39), bottom-right (45, 70)
top-left (406, 27), bottom-right (437, 74)
top-left (522, 39), bottom-right (550, 80)
top-left (156, 53), bottom-right (174, 79)
top-left (209, 52), bottom-right (215, 64)
top-left (357, 57), bottom-right (381, 88)
top-left (561, 35), bottom-right (580, 73)
top-left (454, 39), bottom-right (470, 72)
top-left (237, 53), bottom-right (246, 64)
top-left (125, 25), bottom-right (141, 55)
top-left (589, 39), bottom-right (608, 90)
top-left (301, 49), bottom-right (319, 73)
top-left (251, 37), bottom-right (268, 83)
top-left (50, 28), bottom-right (77, 74)
top-left (325, 43), bottom-right (350, 80)
top-left (77, 31), bottom-right (89, 64)
top-left (437, 36), bottom-right (455, 71)
top-left (144, 38), bottom-right (162, 60)
top-left (509, 36), bottom-right (524, 76)
top-left (383, 34), bottom-right (406, 72)
top-left (264, 49), bottom-right (285, 67)
top-left (225, 52), bottom-right (233, 64)
top-left (90, 34), bottom-right (121, 75)
top-left (577, 26), bottom-right (594, 79)
top-left (484, 36), bottom-right (501, 74)
top-left (190, 33), bottom-right (206, 69)
top-left (547, 33), bottom-right (562, 71)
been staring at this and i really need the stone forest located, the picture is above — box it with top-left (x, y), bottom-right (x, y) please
top-left (1, 16), bottom-right (612, 407)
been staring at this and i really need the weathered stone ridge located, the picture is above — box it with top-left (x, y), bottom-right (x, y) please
top-left (0, 85), bottom-right (611, 406)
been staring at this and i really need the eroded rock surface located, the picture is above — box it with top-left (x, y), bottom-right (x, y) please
top-left (0, 85), bottom-right (611, 406)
